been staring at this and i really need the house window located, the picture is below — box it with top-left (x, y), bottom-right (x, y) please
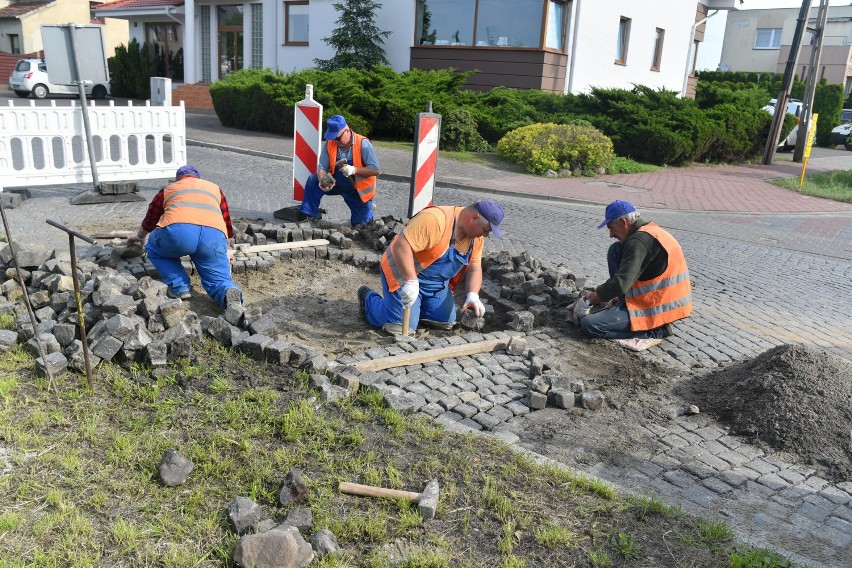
top-left (475, 0), bottom-right (542, 47)
top-left (284, 1), bottom-right (309, 45)
top-left (616, 17), bottom-right (630, 64)
top-left (9, 34), bottom-right (20, 54)
top-left (755, 28), bottom-right (781, 49)
top-left (544, 0), bottom-right (566, 50)
top-left (651, 28), bottom-right (664, 71)
top-left (414, 0), bottom-right (567, 50)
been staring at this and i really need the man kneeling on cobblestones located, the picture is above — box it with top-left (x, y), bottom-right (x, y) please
top-left (359, 200), bottom-right (504, 334)
top-left (576, 200), bottom-right (692, 352)
top-left (128, 165), bottom-right (242, 308)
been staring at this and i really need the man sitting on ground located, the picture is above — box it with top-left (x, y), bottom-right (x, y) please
top-left (574, 200), bottom-right (692, 351)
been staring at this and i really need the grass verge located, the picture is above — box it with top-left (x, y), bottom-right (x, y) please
top-left (0, 339), bottom-right (798, 567)
top-left (771, 169), bottom-right (852, 203)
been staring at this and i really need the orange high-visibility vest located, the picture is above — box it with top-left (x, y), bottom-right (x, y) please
top-left (328, 132), bottom-right (377, 203)
top-left (625, 223), bottom-right (692, 331)
top-left (158, 177), bottom-right (227, 236)
top-left (381, 206), bottom-right (484, 293)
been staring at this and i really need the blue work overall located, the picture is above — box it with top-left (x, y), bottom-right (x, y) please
top-left (365, 218), bottom-right (472, 331)
top-left (300, 171), bottom-right (373, 226)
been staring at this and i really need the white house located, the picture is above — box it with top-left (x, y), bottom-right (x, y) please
top-left (93, 0), bottom-right (738, 102)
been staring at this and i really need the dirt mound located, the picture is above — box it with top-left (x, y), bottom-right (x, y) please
top-left (688, 344), bottom-right (852, 482)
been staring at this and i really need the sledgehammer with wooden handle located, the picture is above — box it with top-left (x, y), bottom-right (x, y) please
top-left (339, 479), bottom-right (440, 520)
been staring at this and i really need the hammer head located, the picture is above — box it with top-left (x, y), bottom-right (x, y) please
top-left (417, 478), bottom-right (440, 520)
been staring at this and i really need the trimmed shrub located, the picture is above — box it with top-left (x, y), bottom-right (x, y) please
top-left (497, 123), bottom-right (614, 175)
top-left (440, 108), bottom-right (490, 152)
top-left (109, 39), bottom-right (157, 99)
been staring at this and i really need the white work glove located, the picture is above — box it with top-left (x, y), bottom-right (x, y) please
top-left (463, 292), bottom-right (486, 317)
top-left (340, 164), bottom-right (356, 177)
top-left (567, 296), bottom-right (591, 326)
top-left (400, 279), bottom-right (419, 308)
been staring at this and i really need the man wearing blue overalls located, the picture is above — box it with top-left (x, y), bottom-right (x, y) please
top-left (360, 200), bottom-right (505, 334)
top-left (299, 114), bottom-right (382, 227)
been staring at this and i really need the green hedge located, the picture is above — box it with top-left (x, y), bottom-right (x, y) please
top-left (210, 67), bottom-right (839, 170)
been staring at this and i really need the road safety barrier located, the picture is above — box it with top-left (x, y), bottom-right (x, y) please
top-left (292, 85), bottom-right (322, 201)
top-left (408, 104), bottom-right (441, 217)
top-left (0, 99), bottom-right (187, 189)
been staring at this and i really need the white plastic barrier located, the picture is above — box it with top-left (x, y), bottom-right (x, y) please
top-left (0, 99), bottom-right (187, 188)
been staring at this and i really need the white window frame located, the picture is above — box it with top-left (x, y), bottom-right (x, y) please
top-left (754, 28), bottom-right (782, 50)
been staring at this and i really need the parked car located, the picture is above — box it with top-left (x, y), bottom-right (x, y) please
top-left (762, 98), bottom-right (802, 151)
top-left (841, 108), bottom-right (852, 124)
top-left (829, 122), bottom-right (852, 149)
top-left (8, 58), bottom-right (110, 100)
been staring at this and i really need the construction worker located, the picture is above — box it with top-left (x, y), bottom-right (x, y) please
top-left (299, 114), bottom-right (381, 227)
top-left (577, 200), bottom-right (692, 351)
top-left (128, 165), bottom-right (242, 308)
top-left (359, 200), bottom-right (504, 334)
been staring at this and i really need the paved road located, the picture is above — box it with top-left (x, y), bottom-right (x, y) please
top-left (2, 99), bottom-right (851, 566)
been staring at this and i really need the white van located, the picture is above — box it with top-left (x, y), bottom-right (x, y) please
top-left (8, 58), bottom-right (110, 100)
top-left (762, 98), bottom-right (802, 151)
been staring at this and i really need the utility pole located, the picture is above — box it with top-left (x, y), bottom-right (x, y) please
top-left (764, 0), bottom-right (813, 165)
top-left (794, 0), bottom-right (830, 162)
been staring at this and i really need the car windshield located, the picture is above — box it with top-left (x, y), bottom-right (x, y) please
top-left (14, 61), bottom-right (31, 72)
top-left (842, 110), bottom-right (852, 122)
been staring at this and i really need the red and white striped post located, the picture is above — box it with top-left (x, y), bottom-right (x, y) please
top-left (407, 102), bottom-right (441, 218)
top-left (292, 84), bottom-right (323, 201)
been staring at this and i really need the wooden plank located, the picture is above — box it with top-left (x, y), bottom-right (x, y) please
top-left (243, 239), bottom-right (330, 253)
top-left (353, 338), bottom-right (508, 372)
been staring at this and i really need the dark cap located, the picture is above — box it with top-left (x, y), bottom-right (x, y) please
top-left (176, 165), bottom-right (200, 179)
top-left (474, 199), bottom-right (504, 238)
top-left (324, 114), bottom-right (348, 140)
top-left (598, 200), bottom-right (636, 228)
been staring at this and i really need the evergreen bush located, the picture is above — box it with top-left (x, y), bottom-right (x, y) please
top-left (109, 39), bottom-right (157, 99)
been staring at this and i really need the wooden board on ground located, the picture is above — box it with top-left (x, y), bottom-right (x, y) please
top-left (92, 230), bottom-right (135, 239)
top-left (243, 239), bottom-right (330, 253)
top-left (353, 338), bottom-right (508, 372)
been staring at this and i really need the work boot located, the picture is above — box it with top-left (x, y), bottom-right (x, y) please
top-left (225, 287), bottom-right (242, 307)
top-left (661, 323), bottom-right (674, 338)
top-left (419, 318), bottom-right (456, 331)
top-left (167, 289), bottom-right (191, 300)
top-left (357, 286), bottom-right (370, 322)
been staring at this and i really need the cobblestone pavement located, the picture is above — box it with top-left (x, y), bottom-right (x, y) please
top-left (4, 142), bottom-right (852, 567)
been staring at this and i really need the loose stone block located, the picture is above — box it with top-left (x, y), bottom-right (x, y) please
top-left (264, 340), bottom-right (293, 365)
top-left (547, 388), bottom-right (574, 409)
top-left (581, 390), bottom-right (605, 410)
top-left (528, 391), bottom-right (547, 410)
top-left (35, 351), bottom-right (68, 378)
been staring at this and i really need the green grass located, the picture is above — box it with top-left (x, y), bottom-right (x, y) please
top-left (0, 339), bottom-right (801, 567)
top-left (605, 156), bottom-right (662, 174)
top-left (771, 169), bottom-right (852, 203)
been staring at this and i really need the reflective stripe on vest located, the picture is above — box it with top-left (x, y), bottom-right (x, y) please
top-left (158, 177), bottom-right (227, 236)
top-left (381, 206), bottom-right (483, 293)
top-left (624, 223), bottom-right (692, 331)
top-left (328, 132), bottom-right (377, 203)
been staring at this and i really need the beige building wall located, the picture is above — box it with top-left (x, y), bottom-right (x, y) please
top-left (10, 0), bottom-right (128, 57)
top-left (719, 8), bottom-right (797, 73)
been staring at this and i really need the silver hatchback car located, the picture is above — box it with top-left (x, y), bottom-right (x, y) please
top-left (8, 58), bottom-right (110, 100)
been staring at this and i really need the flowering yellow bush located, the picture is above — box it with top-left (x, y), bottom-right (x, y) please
top-left (496, 123), bottom-right (614, 175)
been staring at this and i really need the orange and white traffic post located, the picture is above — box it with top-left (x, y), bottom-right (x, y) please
top-left (292, 84), bottom-right (323, 201)
top-left (408, 102), bottom-right (441, 218)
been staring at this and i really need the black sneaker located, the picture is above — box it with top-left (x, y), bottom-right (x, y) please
top-left (225, 288), bottom-right (242, 307)
top-left (357, 286), bottom-right (371, 321)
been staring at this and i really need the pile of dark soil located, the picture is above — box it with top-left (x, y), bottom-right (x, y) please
top-left (689, 344), bottom-right (852, 482)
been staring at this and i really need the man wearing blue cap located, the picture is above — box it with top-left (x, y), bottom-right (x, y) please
top-left (299, 114), bottom-right (381, 227)
top-left (575, 199), bottom-right (692, 351)
top-left (129, 165), bottom-right (242, 308)
top-left (359, 200), bottom-right (504, 334)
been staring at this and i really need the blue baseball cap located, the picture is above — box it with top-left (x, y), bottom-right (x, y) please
top-left (176, 165), bottom-right (200, 179)
top-left (598, 200), bottom-right (636, 228)
top-left (324, 115), bottom-right (348, 140)
top-left (474, 199), bottom-right (504, 238)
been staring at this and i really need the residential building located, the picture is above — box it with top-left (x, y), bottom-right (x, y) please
top-left (89, 0), bottom-right (736, 105)
top-left (0, 0), bottom-right (128, 57)
top-left (719, 4), bottom-right (852, 95)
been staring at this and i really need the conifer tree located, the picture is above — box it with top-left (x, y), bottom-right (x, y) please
top-left (314, 0), bottom-right (391, 71)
